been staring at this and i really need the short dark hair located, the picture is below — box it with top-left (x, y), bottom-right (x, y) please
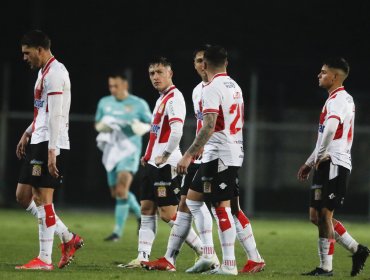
top-left (193, 44), bottom-right (212, 59)
top-left (21, 30), bottom-right (51, 49)
top-left (323, 57), bottom-right (350, 76)
top-left (204, 45), bottom-right (228, 68)
top-left (148, 56), bottom-right (172, 68)
top-left (108, 71), bottom-right (128, 81)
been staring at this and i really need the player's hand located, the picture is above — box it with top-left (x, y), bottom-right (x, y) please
top-left (131, 119), bottom-right (151, 136)
top-left (297, 164), bottom-right (312, 182)
top-left (48, 149), bottom-right (59, 178)
top-left (315, 154), bottom-right (330, 170)
top-left (140, 156), bottom-right (147, 167)
top-left (95, 122), bottom-right (113, 133)
top-left (193, 147), bottom-right (204, 161)
top-left (176, 152), bottom-right (193, 175)
top-left (16, 132), bottom-right (30, 159)
top-left (155, 155), bottom-right (169, 167)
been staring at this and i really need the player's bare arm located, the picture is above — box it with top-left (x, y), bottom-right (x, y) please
top-left (16, 130), bottom-right (31, 160)
top-left (177, 113), bottom-right (217, 174)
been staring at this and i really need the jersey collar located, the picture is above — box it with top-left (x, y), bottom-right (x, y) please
top-left (160, 85), bottom-right (176, 96)
top-left (42, 56), bottom-right (56, 73)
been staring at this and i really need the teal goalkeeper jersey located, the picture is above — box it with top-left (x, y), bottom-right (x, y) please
top-left (95, 94), bottom-right (152, 154)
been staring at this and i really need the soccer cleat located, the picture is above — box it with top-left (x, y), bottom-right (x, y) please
top-left (15, 257), bottom-right (54, 270)
top-left (240, 259), bottom-right (266, 273)
top-left (104, 233), bottom-right (120, 242)
top-left (185, 254), bottom-right (220, 273)
top-left (58, 233), bottom-right (84, 269)
top-left (302, 267), bottom-right (333, 276)
top-left (351, 244), bottom-right (370, 276)
top-left (141, 257), bottom-right (176, 271)
top-left (117, 258), bottom-right (142, 269)
top-left (203, 265), bottom-right (238, 275)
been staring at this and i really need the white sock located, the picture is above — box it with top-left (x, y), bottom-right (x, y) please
top-left (233, 210), bottom-right (262, 262)
top-left (334, 221), bottom-right (359, 254)
top-left (138, 215), bottom-right (157, 261)
top-left (165, 212), bottom-right (192, 265)
top-left (212, 207), bottom-right (236, 269)
top-left (27, 200), bottom-right (73, 243)
top-left (37, 204), bottom-right (56, 264)
top-left (26, 200), bottom-right (38, 217)
top-left (318, 238), bottom-right (335, 271)
top-left (168, 213), bottom-right (203, 257)
top-left (186, 199), bottom-right (214, 259)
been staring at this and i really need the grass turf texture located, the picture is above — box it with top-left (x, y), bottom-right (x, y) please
top-left (0, 209), bottom-right (369, 279)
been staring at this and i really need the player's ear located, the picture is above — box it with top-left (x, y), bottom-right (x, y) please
top-left (168, 69), bottom-right (173, 78)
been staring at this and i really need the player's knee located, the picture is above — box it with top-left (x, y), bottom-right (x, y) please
top-left (15, 191), bottom-right (31, 208)
top-left (309, 216), bottom-right (319, 226)
top-left (115, 188), bottom-right (128, 199)
top-left (178, 196), bottom-right (191, 213)
top-left (159, 212), bottom-right (171, 223)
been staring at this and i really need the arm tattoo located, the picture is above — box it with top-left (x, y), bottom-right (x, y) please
top-left (187, 113), bottom-right (217, 156)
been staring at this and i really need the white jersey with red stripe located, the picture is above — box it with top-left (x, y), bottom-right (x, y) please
top-left (144, 86), bottom-right (186, 167)
top-left (192, 81), bottom-right (205, 164)
top-left (201, 73), bottom-right (244, 166)
top-left (315, 86), bottom-right (355, 170)
top-left (30, 57), bottom-right (71, 149)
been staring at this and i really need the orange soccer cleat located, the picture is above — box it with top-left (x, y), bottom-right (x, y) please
top-left (141, 257), bottom-right (176, 271)
top-left (240, 259), bottom-right (265, 273)
top-left (15, 257), bottom-right (54, 270)
top-left (58, 233), bottom-right (84, 269)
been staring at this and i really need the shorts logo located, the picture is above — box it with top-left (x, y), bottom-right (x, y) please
top-left (32, 164), bottom-right (42, 176)
top-left (314, 189), bottom-right (322, 201)
top-left (157, 186), bottom-right (167, 197)
top-left (203, 181), bottom-right (212, 193)
top-left (328, 193), bottom-right (336, 200)
top-left (173, 187), bottom-right (180, 195)
top-left (219, 183), bottom-right (227, 190)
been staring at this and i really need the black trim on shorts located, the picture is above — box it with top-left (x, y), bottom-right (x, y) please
top-left (190, 159), bottom-right (239, 203)
top-left (309, 159), bottom-right (350, 211)
top-left (140, 164), bottom-right (181, 207)
top-left (180, 162), bottom-right (200, 196)
top-left (18, 142), bottom-right (66, 189)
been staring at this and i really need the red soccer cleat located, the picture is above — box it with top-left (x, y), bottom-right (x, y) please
top-left (240, 260), bottom-right (265, 273)
top-left (58, 233), bottom-right (84, 269)
top-left (141, 257), bottom-right (176, 271)
top-left (15, 257), bottom-right (54, 270)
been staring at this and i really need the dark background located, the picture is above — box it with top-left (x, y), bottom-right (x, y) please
top-left (1, 0), bottom-right (369, 214)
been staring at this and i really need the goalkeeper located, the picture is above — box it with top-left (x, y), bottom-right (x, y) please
top-left (95, 72), bottom-right (152, 242)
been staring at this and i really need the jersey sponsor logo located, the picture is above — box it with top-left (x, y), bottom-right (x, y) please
top-left (223, 81), bottom-right (235, 88)
top-left (150, 124), bottom-right (160, 135)
top-left (30, 159), bottom-right (44, 165)
top-left (32, 164), bottom-right (42, 176)
top-left (196, 110), bottom-right (203, 120)
top-left (34, 99), bottom-right (45, 108)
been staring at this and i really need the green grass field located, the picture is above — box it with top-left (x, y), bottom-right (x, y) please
top-left (1, 209), bottom-right (369, 280)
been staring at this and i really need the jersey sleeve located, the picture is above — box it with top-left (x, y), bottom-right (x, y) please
top-left (327, 98), bottom-right (347, 124)
top-left (44, 70), bottom-right (64, 95)
top-left (95, 99), bottom-right (104, 122)
top-left (166, 93), bottom-right (186, 124)
top-left (138, 99), bottom-right (152, 123)
top-left (202, 85), bottom-right (222, 115)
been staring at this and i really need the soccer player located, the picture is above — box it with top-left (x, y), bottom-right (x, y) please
top-left (297, 58), bottom-right (369, 276)
top-left (175, 45), bottom-right (244, 275)
top-left (15, 30), bottom-right (83, 270)
top-left (95, 72), bottom-right (152, 241)
top-left (120, 57), bottom-right (202, 268)
top-left (141, 46), bottom-right (264, 273)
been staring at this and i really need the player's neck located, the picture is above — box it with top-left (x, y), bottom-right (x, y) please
top-left (207, 68), bottom-right (227, 81)
top-left (41, 52), bottom-right (54, 69)
top-left (327, 83), bottom-right (343, 96)
top-left (116, 91), bottom-right (129, 101)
